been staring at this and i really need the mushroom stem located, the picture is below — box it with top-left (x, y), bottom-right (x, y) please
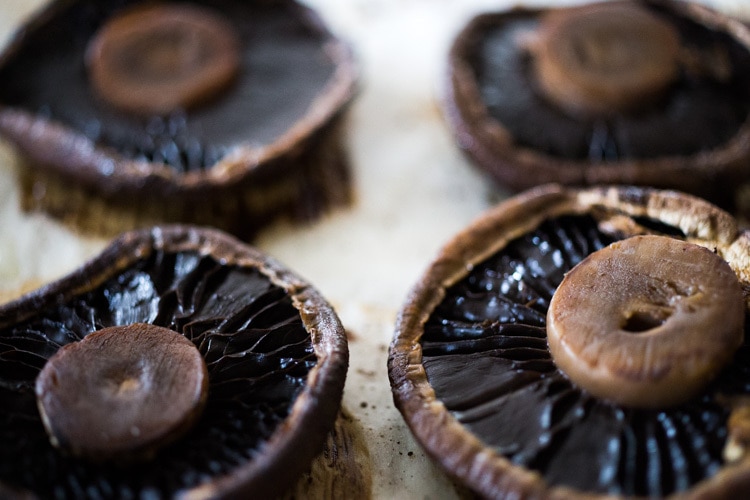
top-left (35, 323), bottom-right (208, 461)
top-left (86, 4), bottom-right (241, 116)
top-left (547, 235), bottom-right (744, 409)
top-left (527, 2), bottom-right (681, 117)
top-left (725, 402), bottom-right (750, 463)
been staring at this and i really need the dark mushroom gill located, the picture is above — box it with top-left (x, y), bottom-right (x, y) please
top-left (0, 0), bottom-right (337, 173)
top-left (421, 214), bottom-right (750, 496)
top-left (470, 7), bottom-right (750, 162)
top-left (0, 249), bottom-right (315, 497)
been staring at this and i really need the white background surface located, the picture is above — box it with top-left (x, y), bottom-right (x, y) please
top-left (0, 0), bottom-right (747, 498)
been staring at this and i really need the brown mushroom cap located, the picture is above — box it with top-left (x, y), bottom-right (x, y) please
top-left (443, 0), bottom-right (750, 210)
top-left (389, 184), bottom-right (750, 498)
top-left (36, 323), bottom-right (209, 461)
top-left (0, 225), bottom-right (349, 498)
top-left (0, 0), bottom-right (358, 240)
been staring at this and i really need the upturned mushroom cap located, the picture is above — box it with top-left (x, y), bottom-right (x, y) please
top-left (0, 0), bottom-right (358, 240)
top-left (443, 0), bottom-right (750, 210)
top-left (389, 184), bottom-right (750, 499)
top-left (0, 225), bottom-right (350, 498)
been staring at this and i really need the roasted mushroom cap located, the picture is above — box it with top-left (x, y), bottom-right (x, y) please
top-left (0, 225), bottom-right (348, 498)
top-left (0, 0), bottom-right (357, 240)
top-left (444, 0), bottom-right (750, 212)
top-left (389, 184), bottom-right (750, 498)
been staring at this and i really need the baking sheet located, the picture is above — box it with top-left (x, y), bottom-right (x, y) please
top-left (0, 0), bottom-right (748, 498)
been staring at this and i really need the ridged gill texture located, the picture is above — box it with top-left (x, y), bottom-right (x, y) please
top-left (421, 215), bottom-right (750, 496)
top-left (0, 249), bottom-right (314, 497)
top-left (472, 8), bottom-right (750, 161)
top-left (0, 0), bottom-right (337, 173)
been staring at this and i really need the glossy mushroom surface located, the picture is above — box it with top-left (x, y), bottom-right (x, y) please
top-left (0, 0), bottom-right (357, 239)
top-left (444, 0), bottom-right (750, 210)
top-left (389, 184), bottom-right (750, 498)
top-left (0, 226), bottom-right (349, 498)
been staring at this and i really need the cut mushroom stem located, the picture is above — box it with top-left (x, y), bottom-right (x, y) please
top-left (723, 399), bottom-right (750, 463)
top-left (547, 235), bottom-right (744, 409)
top-left (35, 323), bottom-right (208, 461)
top-left (527, 2), bottom-right (681, 117)
top-left (86, 3), bottom-right (241, 116)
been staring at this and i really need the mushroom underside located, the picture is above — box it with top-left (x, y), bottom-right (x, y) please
top-left (421, 214), bottom-right (750, 496)
top-left (0, 248), bottom-right (318, 497)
